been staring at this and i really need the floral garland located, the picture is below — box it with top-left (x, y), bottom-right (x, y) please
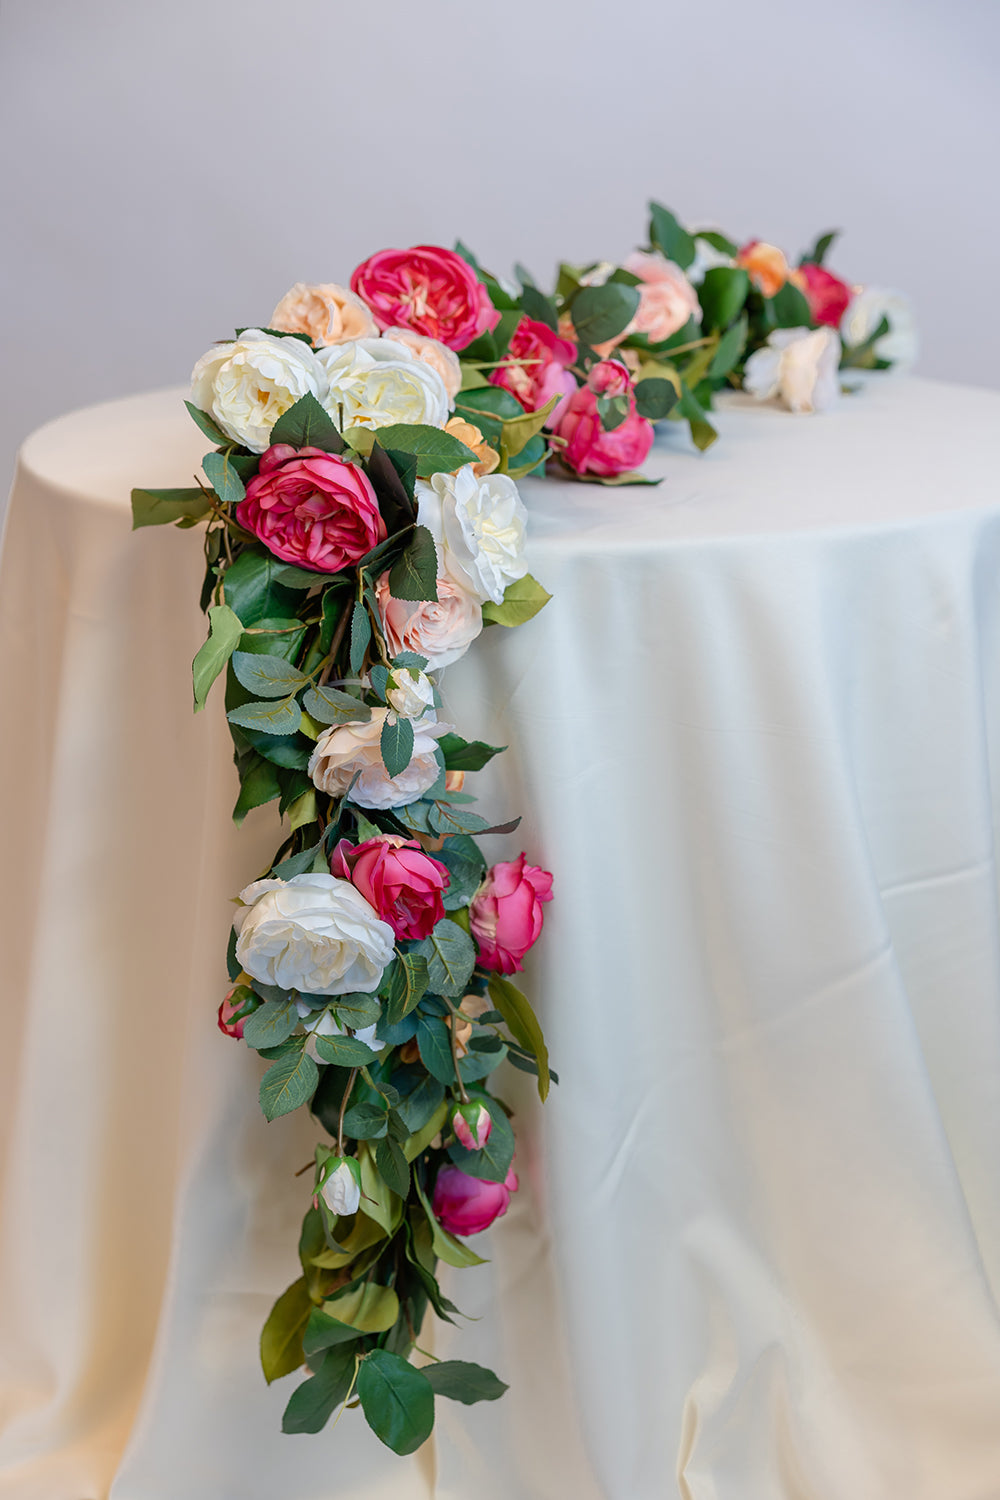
top-left (132, 201), bottom-right (911, 1453)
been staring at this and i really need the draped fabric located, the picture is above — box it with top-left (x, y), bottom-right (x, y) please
top-left (2, 377), bottom-right (1000, 1499)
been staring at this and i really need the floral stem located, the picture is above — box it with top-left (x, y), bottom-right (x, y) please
top-left (448, 1008), bottom-right (470, 1105)
top-left (337, 1067), bottom-right (360, 1156)
top-left (320, 604), bottom-right (352, 685)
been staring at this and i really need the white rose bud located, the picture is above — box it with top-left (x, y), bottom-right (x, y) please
top-left (320, 1157), bottom-right (362, 1217)
top-left (190, 329), bottom-right (329, 453)
top-left (318, 337), bottom-right (449, 431)
top-left (233, 874), bottom-right (394, 996)
top-left (308, 708), bottom-right (449, 810)
top-left (295, 1000), bottom-right (383, 1061)
top-left (385, 666), bottom-right (436, 719)
top-left (743, 327), bottom-right (841, 414)
top-left (416, 465), bottom-right (529, 606)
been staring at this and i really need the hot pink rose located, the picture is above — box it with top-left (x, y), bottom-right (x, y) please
top-left (330, 834), bottom-right (449, 941)
top-left (469, 853), bottom-right (553, 975)
top-left (236, 445), bottom-right (386, 573)
top-left (488, 316), bottom-right (577, 425)
top-left (553, 360), bottom-right (654, 479)
top-left (217, 983), bottom-right (260, 1040)
top-left (798, 262), bottom-right (852, 328)
top-left (351, 245), bottom-right (500, 351)
top-left (432, 1163), bottom-right (519, 1236)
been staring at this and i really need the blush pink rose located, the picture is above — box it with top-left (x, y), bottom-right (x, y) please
top-left (432, 1164), bottom-right (519, 1236)
top-left (553, 360), bottom-right (654, 479)
top-left (217, 984), bottom-right (260, 1040)
top-left (330, 834), bottom-right (449, 941)
top-left (798, 262), bottom-right (852, 328)
top-left (374, 569), bottom-right (482, 671)
top-left (488, 316), bottom-right (578, 426)
top-left (623, 251), bottom-right (701, 343)
top-left (236, 444), bottom-right (386, 573)
top-left (351, 245), bottom-right (500, 351)
top-left (469, 853), bottom-right (553, 975)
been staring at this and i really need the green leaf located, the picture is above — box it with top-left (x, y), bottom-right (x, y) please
top-left (500, 394), bottom-right (559, 458)
top-left (383, 954), bottom-right (430, 1026)
top-left (232, 650), bottom-right (307, 699)
top-left (487, 973), bottom-right (550, 1101)
top-left (697, 267), bottom-right (750, 331)
top-left (649, 201), bottom-right (696, 270)
top-left (227, 696), bottom-right (303, 735)
top-left (453, 385), bottom-right (524, 444)
top-left (414, 919), bottom-right (476, 998)
top-left (260, 1049), bottom-right (319, 1120)
top-left (437, 733), bottom-right (505, 772)
top-left (312, 1033), bottom-right (378, 1067)
top-left (192, 604), bottom-right (243, 711)
top-left (436, 835), bottom-right (486, 911)
top-left (342, 1101), bottom-right (389, 1139)
top-left (243, 998), bottom-right (300, 1050)
top-left (370, 425), bottom-right (477, 479)
top-left (803, 229), bottom-right (839, 267)
top-left (328, 992), bottom-right (381, 1029)
top-left (570, 283), bottom-right (640, 346)
top-left (633, 378), bottom-right (679, 421)
top-left (481, 573), bottom-right (551, 628)
top-left (350, 600), bottom-right (371, 675)
top-left (394, 1071), bottom-right (445, 1133)
top-left (709, 314), bottom-right (748, 379)
top-left (519, 284), bottom-right (558, 331)
top-left (222, 549), bottom-right (300, 626)
top-left (358, 1350), bottom-right (435, 1456)
top-left (303, 684), bottom-right (369, 726)
top-left (357, 1141), bottom-right (402, 1235)
top-left (695, 229), bottom-right (739, 257)
top-left (307, 1284), bottom-right (400, 1351)
top-left (269, 392), bottom-right (344, 453)
top-left (413, 1172), bottom-right (487, 1268)
top-left (769, 280), bottom-right (812, 329)
top-left (380, 714), bottom-right (414, 779)
top-left (676, 383), bottom-right (718, 453)
top-left (388, 526), bottom-right (439, 603)
top-left (415, 1016), bottom-right (456, 1084)
top-left (239, 727), bottom-right (310, 770)
top-left (236, 615), bottom-right (307, 661)
top-left (375, 1135), bottom-right (411, 1199)
top-left (233, 755), bottom-right (281, 825)
top-left (184, 401), bottom-right (230, 444)
top-left (300, 1309), bottom-right (362, 1355)
top-left (272, 563), bottom-right (337, 589)
top-left (422, 1360), bottom-right (508, 1404)
top-left (131, 487), bottom-right (213, 529)
top-left (403, 1101), bottom-right (449, 1162)
top-left (202, 449), bottom-right (246, 506)
top-left (282, 1345), bottom-right (356, 1434)
top-left (260, 1275), bottom-right (311, 1383)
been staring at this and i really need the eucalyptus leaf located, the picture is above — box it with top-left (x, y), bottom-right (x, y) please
top-left (570, 283), bottom-right (640, 346)
top-left (634, 378), bottom-right (679, 421)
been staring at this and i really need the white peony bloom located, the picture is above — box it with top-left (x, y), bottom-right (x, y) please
top-left (318, 338), bottom-right (450, 430)
top-left (320, 1157), bottom-right (362, 1217)
top-left (385, 666), bottom-right (436, 719)
top-left (295, 999), bottom-right (383, 1060)
top-left (190, 329), bottom-right (328, 452)
top-left (233, 874), bottom-right (394, 996)
top-left (416, 465), bottom-right (529, 606)
top-left (308, 708), bottom-right (450, 809)
top-left (841, 287), bottom-right (918, 370)
top-left (743, 327), bottom-right (841, 414)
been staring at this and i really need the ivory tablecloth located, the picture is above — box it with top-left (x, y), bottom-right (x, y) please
top-left (3, 377), bottom-right (1000, 1500)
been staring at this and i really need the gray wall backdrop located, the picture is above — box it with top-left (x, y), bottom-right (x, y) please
top-left (1, 0), bottom-right (998, 494)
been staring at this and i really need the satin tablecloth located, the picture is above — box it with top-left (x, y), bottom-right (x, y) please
top-left (3, 376), bottom-right (1000, 1500)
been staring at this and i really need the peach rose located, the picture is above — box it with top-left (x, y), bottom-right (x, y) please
top-left (382, 327), bottom-right (462, 401)
top-left (623, 252), bottom-right (701, 343)
top-left (444, 417), bottom-right (500, 476)
top-left (270, 282), bottom-right (377, 346)
top-left (374, 569), bottom-right (483, 670)
top-left (736, 242), bottom-right (800, 300)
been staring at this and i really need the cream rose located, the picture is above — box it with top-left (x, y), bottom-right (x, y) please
top-left (190, 330), bottom-right (328, 453)
top-left (385, 666), bottom-right (436, 719)
top-left (317, 338), bottom-right (449, 430)
top-left (743, 327), bottom-right (841, 414)
top-left (415, 465), bottom-right (528, 606)
top-left (233, 874), bottom-right (394, 995)
top-left (308, 708), bottom-right (449, 809)
top-left (382, 327), bottom-right (462, 401)
top-left (841, 287), bottom-right (918, 370)
top-left (270, 282), bottom-right (377, 346)
top-left (375, 571), bottom-right (483, 671)
top-left (623, 252), bottom-right (701, 343)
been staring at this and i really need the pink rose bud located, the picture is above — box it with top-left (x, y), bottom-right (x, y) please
top-left (797, 261), bottom-right (852, 328)
top-left (488, 315), bottom-right (577, 427)
top-left (351, 245), bottom-right (500, 351)
top-left (432, 1164), bottom-right (519, 1237)
top-left (217, 983), bottom-right (260, 1040)
top-left (452, 1100), bottom-right (492, 1152)
top-left (330, 834), bottom-right (450, 942)
top-left (235, 445), bottom-right (386, 574)
top-left (469, 854), bottom-right (554, 975)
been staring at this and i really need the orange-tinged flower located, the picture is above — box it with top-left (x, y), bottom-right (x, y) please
top-left (444, 417), bottom-right (500, 476)
top-left (736, 241), bottom-right (795, 299)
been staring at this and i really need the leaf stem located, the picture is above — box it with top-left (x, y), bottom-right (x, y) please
top-left (447, 1004), bottom-right (471, 1105)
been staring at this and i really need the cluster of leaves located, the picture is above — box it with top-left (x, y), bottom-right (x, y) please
top-left (132, 389), bottom-right (553, 1451)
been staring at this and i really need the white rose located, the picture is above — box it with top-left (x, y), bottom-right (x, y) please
top-left (381, 327), bottom-right (462, 401)
top-left (233, 873), bottom-right (394, 996)
top-left (841, 287), bottom-right (918, 370)
top-left (318, 338), bottom-right (449, 430)
top-left (743, 327), bottom-right (841, 414)
top-left (295, 999), bottom-right (383, 1060)
top-left (416, 465), bottom-right (528, 606)
top-left (308, 708), bottom-right (450, 809)
top-left (320, 1157), bottom-right (361, 1217)
top-left (385, 666), bottom-right (436, 719)
top-left (190, 329), bottom-right (328, 453)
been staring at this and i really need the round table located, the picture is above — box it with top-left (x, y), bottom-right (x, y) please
top-left (3, 377), bottom-right (1000, 1500)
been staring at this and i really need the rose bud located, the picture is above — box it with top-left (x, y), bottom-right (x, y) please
top-left (451, 1100), bottom-right (492, 1152)
top-left (319, 1156), bottom-right (361, 1217)
top-left (217, 983), bottom-right (260, 1039)
top-left (469, 855), bottom-right (554, 974)
top-left (432, 1164), bottom-right (519, 1236)
top-left (444, 769), bottom-right (466, 793)
top-left (385, 665), bottom-right (435, 719)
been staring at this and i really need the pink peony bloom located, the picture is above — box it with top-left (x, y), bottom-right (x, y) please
top-left (330, 834), bottom-right (449, 942)
top-left (351, 245), bottom-right (500, 351)
top-left (236, 444), bottom-right (386, 573)
top-left (554, 360), bottom-right (654, 479)
top-left (432, 1163), bottom-right (518, 1236)
top-left (488, 316), bottom-right (578, 426)
top-left (451, 1099), bottom-right (493, 1152)
top-left (469, 853), bottom-right (553, 975)
top-left (217, 983), bottom-right (260, 1040)
top-left (797, 261), bottom-right (852, 328)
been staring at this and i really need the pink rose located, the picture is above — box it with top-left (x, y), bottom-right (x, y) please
top-left (623, 251), bottom-right (701, 344)
top-left (330, 834), bottom-right (449, 941)
top-left (469, 853), bottom-right (553, 975)
top-left (217, 983), bottom-right (260, 1040)
top-left (374, 568), bottom-right (482, 671)
top-left (488, 316), bottom-right (578, 425)
top-left (236, 444), bottom-right (386, 573)
top-left (553, 360), bottom-right (654, 479)
top-left (798, 262), bottom-right (852, 328)
top-left (432, 1164), bottom-right (519, 1236)
top-left (351, 245), bottom-right (500, 351)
